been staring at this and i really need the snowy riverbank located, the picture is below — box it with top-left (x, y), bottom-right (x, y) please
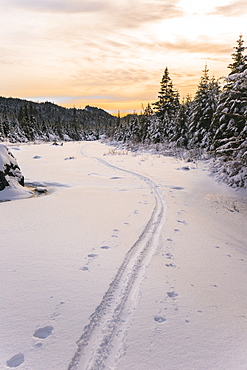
top-left (1, 141), bottom-right (247, 369)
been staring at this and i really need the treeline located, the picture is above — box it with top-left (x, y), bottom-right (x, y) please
top-left (0, 98), bottom-right (116, 142)
top-left (111, 35), bottom-right (247, 187)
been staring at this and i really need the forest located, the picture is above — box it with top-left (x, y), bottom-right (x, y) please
top-left (0, 36), bottom-right (246, 188)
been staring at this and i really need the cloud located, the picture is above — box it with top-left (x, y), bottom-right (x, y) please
top-left (2, 0), bottom-right (108, 13)
top-left (157, 37), bottom-right (232, 55)
top-left (210, 0), bottom-right (247, 17)
top-left (3, 0), bottom-right (184, 26)
top-left (113, 0), bottom-right (184, 28)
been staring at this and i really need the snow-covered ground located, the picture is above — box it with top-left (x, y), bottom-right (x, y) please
top-left (1, 141), bottom-right (247, 370)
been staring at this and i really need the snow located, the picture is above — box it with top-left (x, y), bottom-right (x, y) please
top-left (0, 144), bottom-right (32, 201)
top-left (1, 141), bottom-right (247, 369)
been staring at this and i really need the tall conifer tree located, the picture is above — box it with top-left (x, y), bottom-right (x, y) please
top-left (152, 67), bottom-right (180, 141)
top-left (188, 65), bottom-right (220, 149)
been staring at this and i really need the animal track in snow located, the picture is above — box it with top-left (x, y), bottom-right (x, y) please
top-left (101, 246), bottom-right (110, 249)
top-left (176, 219), bottom-right (187, 225)
top-left (87, 254), bottom-right (98, 258)
top-left (165, 263), bottom-right (177, 268)
top-left (80, 266), bottom-right (89, 271)
top-left (6, 353), bottom-right (24, 368)
top-left (165, 253), bottom-right (173, 260)
top-left (112, 229), bottom-right (119, 238)
top-left (167, 291), bottom-right (179, 298)
top-left (33, 326), bottom-right (54, 339)
top-left (176, 166), bottom-right (190, 171)
top-left (64, 156), bottom-right (75, 160)
top-left (154, 316), bottom-right (166, 323)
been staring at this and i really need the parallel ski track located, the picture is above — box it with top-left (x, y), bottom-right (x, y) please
top-left (68, 144), bottom-right (166, 370)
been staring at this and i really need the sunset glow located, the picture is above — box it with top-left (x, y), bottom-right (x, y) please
top-left (1, 0), bottom-right (247, 114)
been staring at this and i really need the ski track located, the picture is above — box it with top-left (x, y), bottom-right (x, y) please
top-left (68, 143), bottom-right (166, 370)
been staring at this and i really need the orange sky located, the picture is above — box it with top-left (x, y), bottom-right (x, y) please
top-left (1, 0), bottom-right (247, 114)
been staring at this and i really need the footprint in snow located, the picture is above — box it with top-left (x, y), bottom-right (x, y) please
top-left (154, 316), bottom-right (166, 323)
top-left (6, 353), bottom-right (24, 368)
top-left (167, 291), bottom-right (179, 298)
top-left (33, 326), bottom-right (54, 339)
top-left (101, 246), bottom-right (110, 249)
top-left (112, 229), bottom-right (119, 238)
top-left (177, 220), bottom-right (187, 225)
top-left (87, 254), bottom-right (98, 258)
top-left (176, 166), bottom-right (190, 171)
top-left (165, 263), bottom-right (177, 268)
top-left (165, 253), bottom-right (173, 260)
top-left (80, 266), bottom-right (89, 271)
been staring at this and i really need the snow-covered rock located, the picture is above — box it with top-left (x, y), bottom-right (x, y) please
top-left (0, 144), bottom-right (32, 201)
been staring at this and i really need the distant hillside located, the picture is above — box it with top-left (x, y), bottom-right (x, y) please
top-left (0, 97), bottom-right (116, 142)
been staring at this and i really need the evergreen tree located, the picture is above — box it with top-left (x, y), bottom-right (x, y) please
top-left (170, 95), bottom-right (192, 148)
top-left (188, 65), bottom-right (220, 149)
top-left (211, 36), bottom-right (247, 152)
top-left (228, 34), bottom-right (247, 75)
top-left (139, 103), bottom-right (153, 143)
top-left (211, 69), bottom-right (247, 156)
top-left (152, 67), bottom-right (180, 141)
top-left (210, 36), bottom-right (247, 187)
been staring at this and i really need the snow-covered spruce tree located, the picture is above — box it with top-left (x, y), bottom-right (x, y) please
top-left (228, 34), bottom-right (246, 75)
top-left (138, 103), bottom-right (154, 143)
top-left (112, 113), bottom-right (139, 143)
top-left (210, 35), bottom-right (247, 187)
top-left (146, 114), bottom-right (164, 144)
top-left (152, 67), bottom-right (180, 141)
top-left (188, 65), bottom-right (220, 150)
top-left (169, 94), bottom-right (192, 148)
top-left (125, 114), bottom-right (142, 142)
top-left (112, 111), bottom-right (124, 141)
